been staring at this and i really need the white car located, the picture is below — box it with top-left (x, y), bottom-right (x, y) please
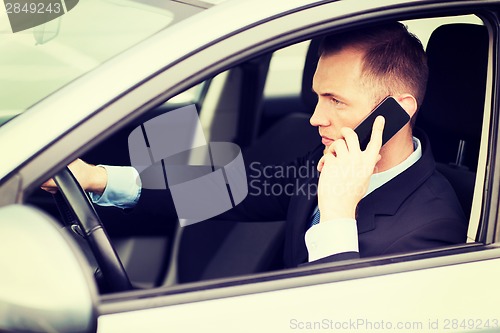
top-left (1, 0), bottom-right (499, 332)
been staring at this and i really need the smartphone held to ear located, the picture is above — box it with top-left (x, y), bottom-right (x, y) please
top-left (354, 96), bottom-right (410, 150)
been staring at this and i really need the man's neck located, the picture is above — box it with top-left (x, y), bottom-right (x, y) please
top-left (375, 130), bottom-right (415, 173)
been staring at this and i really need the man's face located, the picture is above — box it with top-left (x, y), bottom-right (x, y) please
top-left (310, 47), bottom-right (380, 148)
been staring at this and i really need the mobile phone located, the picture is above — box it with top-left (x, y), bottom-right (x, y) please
top-left (354, 96), bottom-right (410, 150)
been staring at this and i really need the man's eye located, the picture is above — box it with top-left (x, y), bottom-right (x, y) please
top-left (331, 97), bottom-right (343, 105)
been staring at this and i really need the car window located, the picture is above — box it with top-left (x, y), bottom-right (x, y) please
top-left (25, 10), bottom-right (492, 298)
top-left (0, 0), bottom-right (203, 127)
top-left (264, 40), bottom-right (310, 98)
top-left (263, 15), bottom-right (483, 99)
top-left (158, 13), bottom-right (489, 285)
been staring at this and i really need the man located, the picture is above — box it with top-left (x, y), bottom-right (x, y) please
top-left (43, 22), bottom-right (467, 267)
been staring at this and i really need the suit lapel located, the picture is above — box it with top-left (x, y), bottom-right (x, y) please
top-left (285, 177), bottom-right (318, 267)
top-left (284, 146), bottom-right (322, 267)
top-left (356, 130), bottom-right (435, 234)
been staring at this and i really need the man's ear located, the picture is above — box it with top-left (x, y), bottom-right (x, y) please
top-left (396, 94), bottom-right (418, 118)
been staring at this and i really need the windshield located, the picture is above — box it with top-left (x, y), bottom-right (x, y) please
top-left (0, 0), bottom-right (203, 126)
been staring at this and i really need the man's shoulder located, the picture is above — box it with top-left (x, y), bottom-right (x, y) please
top-left (393, 167), bottom-right (468, 241)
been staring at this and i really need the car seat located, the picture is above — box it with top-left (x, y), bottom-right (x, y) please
top-left (415, 23), bottom-right (488, 221)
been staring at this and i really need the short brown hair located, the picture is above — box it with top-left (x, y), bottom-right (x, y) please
top-left (319, 22), bottom-right (428, 112)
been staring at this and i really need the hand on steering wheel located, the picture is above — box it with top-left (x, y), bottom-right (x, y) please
top-left (53, 167), bottom-right (132, 292)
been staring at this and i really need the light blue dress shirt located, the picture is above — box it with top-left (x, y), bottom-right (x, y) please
top-left (89, 165), bottom-right (141, 209)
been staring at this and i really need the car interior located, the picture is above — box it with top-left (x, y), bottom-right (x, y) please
top-left (26, 13), bottom-right (490, 293)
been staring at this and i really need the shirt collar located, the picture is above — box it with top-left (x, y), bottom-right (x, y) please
top-left (365, 137), bottom-right (422, 197)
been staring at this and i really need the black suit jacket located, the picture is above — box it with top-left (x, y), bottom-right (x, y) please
top-left (285, 135), bottom-right (468, 267)
top-left (134, 131), bottom-right (467, 268)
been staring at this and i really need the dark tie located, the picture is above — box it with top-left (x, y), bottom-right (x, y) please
top-left (310, 208), bottom-right (320, 227)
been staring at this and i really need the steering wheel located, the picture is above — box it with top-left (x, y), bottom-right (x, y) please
top-left (53, 167), bottom-right (132, 292)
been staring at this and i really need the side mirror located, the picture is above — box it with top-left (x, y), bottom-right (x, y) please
top-left (0, 205), bottom-right (97, 333)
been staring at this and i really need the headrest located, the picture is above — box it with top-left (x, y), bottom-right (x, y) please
top-left (417, 23), bottom-right (488, 143)
top-left (301, 39), bottom-right (321, 112)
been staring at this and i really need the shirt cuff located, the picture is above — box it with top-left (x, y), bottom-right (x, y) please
top-left (305, 218), bottom-right (359, 262)
top-left (89, 165), bottom-right (141, 209)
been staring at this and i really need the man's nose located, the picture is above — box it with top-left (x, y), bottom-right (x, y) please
top-left (310, 103), bottom-right (329, 127)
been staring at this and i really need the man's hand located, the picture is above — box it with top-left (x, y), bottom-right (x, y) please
top-left (317, 116), bottom-right (385, 221)
top-left (41, 159), bottom-right (108, 195)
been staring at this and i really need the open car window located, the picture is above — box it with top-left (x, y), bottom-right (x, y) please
top-left (25, 10), bottom-right (491, 292)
